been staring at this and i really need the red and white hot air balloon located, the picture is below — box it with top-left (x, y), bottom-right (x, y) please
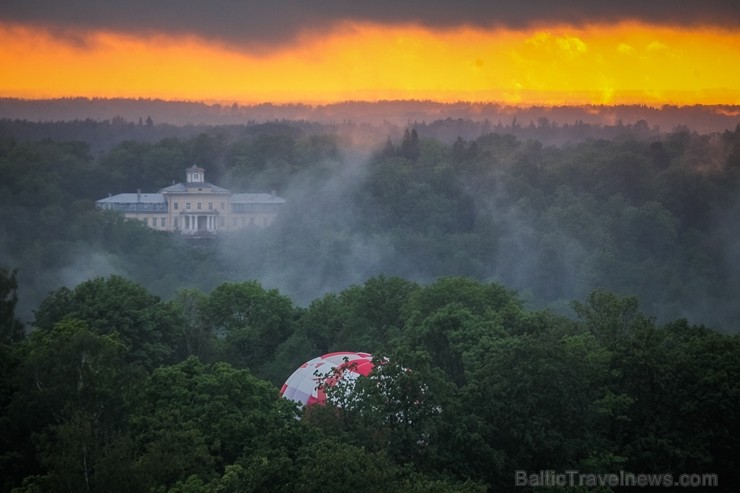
top-left (280, 351), bottom-right (375, 407)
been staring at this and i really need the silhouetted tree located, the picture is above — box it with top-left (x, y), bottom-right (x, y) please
top-left (0, 267), bottom-right (23, 344)
top-left (400, 128), bottom-right (420, 161)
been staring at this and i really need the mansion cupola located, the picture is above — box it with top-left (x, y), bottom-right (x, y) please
top-left (187, 165), bottom-right (205, 184)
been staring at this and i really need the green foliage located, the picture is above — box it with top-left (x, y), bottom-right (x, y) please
top-left (460, 331), bottom-right (621, 488)
top-left (401, 278), bottom-right (524, 386)
top-left (33, 275), bottom-right (180, 368)
top-left (265, 275), bottom-right (418, 385)
top-left (0, 275), bottom-right (737, 492)
top-left (97, 139), bottom-right (186, 193)
top-left (125, 357), bottom-right (299, 491)
top-left (612, 320), bottom-right (740, 486)
top-left (201, 281), bottom-right (296, 374)
top-left (169, 288), bottom-right (213, 361)
top-left (571, 289), bottom-right (647, 349)
top-left (9, 320), bottom-right (133, 492)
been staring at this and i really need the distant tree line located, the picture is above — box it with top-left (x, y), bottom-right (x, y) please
top-left (2, 98), bottom-right (739, 134)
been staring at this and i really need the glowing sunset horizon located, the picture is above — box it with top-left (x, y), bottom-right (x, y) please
top-left (1, 1), bottom-right (739, 107)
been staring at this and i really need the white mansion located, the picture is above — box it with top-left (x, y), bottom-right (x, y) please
top-left (96, 165), bottom-right (285, 234)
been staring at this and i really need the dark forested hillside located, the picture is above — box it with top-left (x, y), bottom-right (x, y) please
top-left (1, 116), bottom-right (739, 491)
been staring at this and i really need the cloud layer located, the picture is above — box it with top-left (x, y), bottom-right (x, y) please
top-left (2, 0), bottom-right (739, 47)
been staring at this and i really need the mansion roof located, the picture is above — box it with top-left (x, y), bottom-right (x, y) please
top-left (159, 182), bottom-right (231, 194)
top-left (95, 166), bottom-right (286, 217)
top-left (97, 193), bottom-right (165, 204)
top-left (97, 191), bottom-right (285, 207)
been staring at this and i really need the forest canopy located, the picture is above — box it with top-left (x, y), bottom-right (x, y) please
top-left (0, 273), bottom-right (737, 492)
top-left (0, 114), bottom-right (739, 491)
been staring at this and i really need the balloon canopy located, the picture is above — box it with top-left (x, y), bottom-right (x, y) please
top-left (280, 351), bottom-right (375, 407)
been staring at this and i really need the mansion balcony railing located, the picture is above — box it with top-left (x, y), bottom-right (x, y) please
top-left (98, 203), bottom-right (167, 213)
top-left (179, 209), bottom-right (220, 215)
top-left (97, 203), bottom-right (281, 214)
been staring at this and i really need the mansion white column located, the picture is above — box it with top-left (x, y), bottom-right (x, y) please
top-left (180, 214), bottom-right (219, 232)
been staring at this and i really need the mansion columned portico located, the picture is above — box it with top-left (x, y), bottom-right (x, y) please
top-left (96, 166), bottom-right (285, 235)
top-left (182, 214), bottom-right (220, 233)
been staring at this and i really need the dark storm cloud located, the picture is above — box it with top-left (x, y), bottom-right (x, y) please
top-left (1, 0), bottom-right (738, 47)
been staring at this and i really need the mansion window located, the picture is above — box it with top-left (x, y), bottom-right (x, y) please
top-left (186, 203), bottom-right (191, 210)
top-left (208, 202), bottom-right (213, 210)
top-left (161, 218), bottom-right (166, 227)
top-left (197, 203), bottom-right (202, 210)
top-left (174, 202), bottom-right (179, 210)
top-left (174, 218), bottom-right (179, 229)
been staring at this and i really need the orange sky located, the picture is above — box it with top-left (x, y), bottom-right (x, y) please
top-left (1, 22), bottom-right (739, 105)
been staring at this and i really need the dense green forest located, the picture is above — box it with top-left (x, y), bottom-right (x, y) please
top-left (0, 272), bottom-right (738, 491)
top-left (1, 118), bottom-right (739, 491)
top-left (1, 119), bottom-right (739, 328)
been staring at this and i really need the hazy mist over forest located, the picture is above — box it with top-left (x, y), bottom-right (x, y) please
top-left (1, 99), bottom-right (739, 332)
